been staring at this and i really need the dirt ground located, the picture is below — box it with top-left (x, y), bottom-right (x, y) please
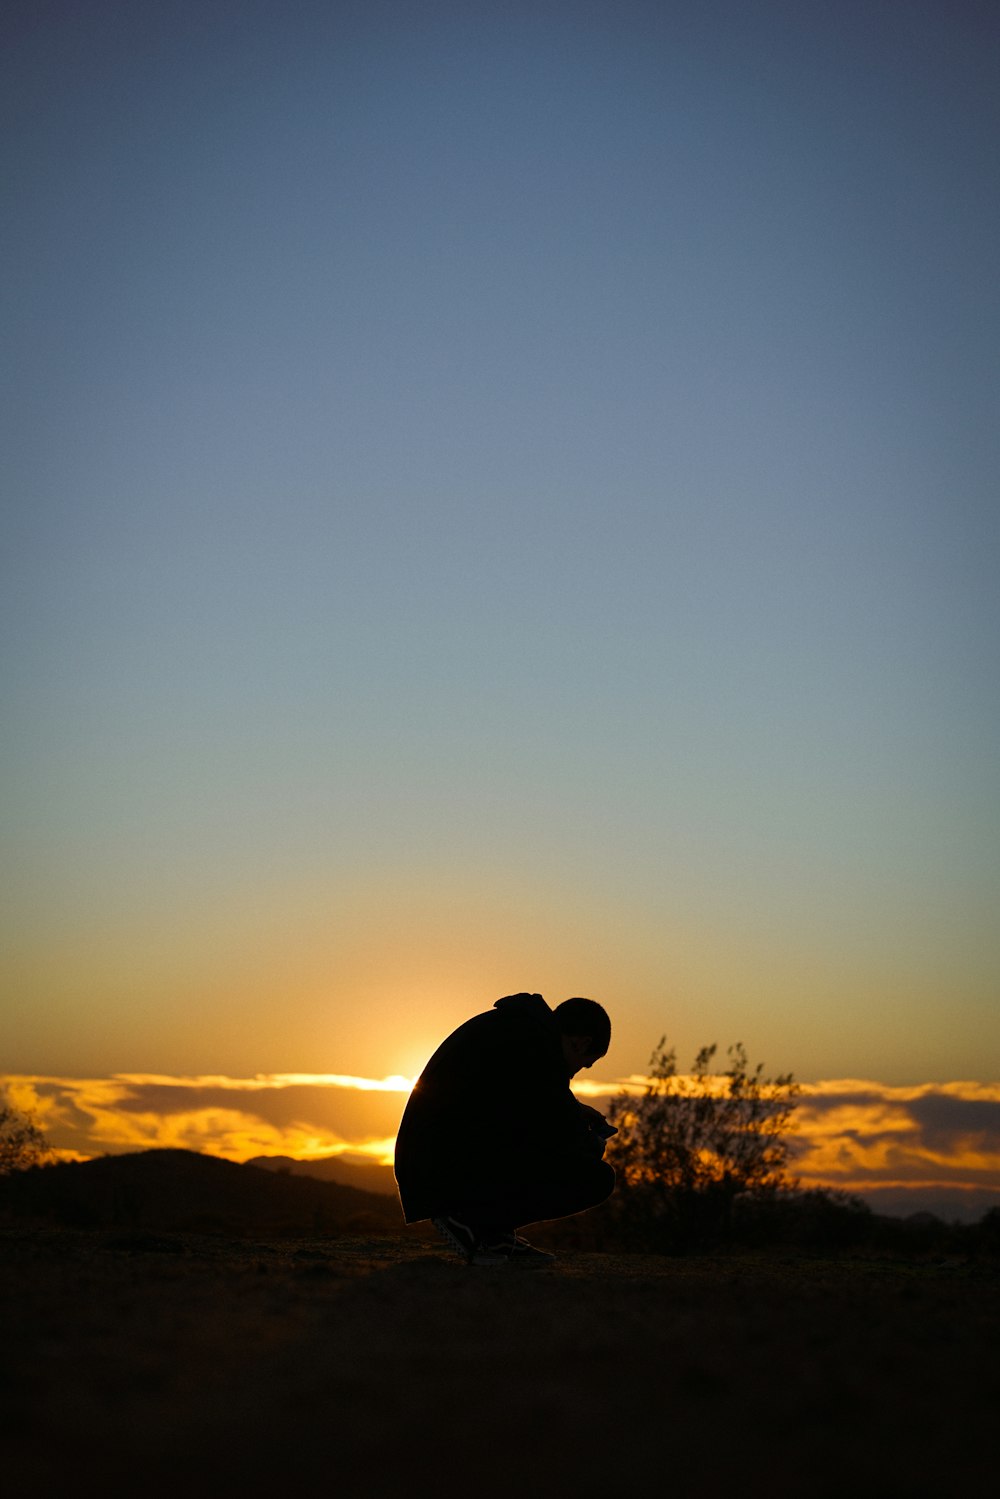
top-left (2, 1226), bottom-right (996, 1498)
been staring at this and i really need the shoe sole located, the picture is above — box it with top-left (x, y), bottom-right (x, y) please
top-left (431, 1216), bottom-right (475, 1261)
top-left (432, 1217), bottom-right (555, 1268)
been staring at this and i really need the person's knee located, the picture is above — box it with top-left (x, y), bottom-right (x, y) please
top-left (572, 1157), bottom-right (614, 1211)
top-left (592, 1159), bottom-right (615, 1205)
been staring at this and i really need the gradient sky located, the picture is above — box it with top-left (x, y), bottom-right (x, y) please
top-left (3, 1), bottom-right (998, 1102)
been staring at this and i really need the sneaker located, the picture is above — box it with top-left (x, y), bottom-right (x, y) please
top-left (432, 1215), bottom-right (556, 1267)
top-left (502, 1233), bottom-right (556, 1266)
top-left (468, 1240), bottom-right (518, 1267)
top-left (432, 1214), bottom-right (509, 1266)
top-left (467, 1233), bottom-right (553, 1267)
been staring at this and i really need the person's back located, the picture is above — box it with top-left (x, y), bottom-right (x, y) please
top-left (394, 991), bottom-right (615, 1264)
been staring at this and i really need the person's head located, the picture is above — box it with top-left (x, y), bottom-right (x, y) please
top-left (553, 997), bottom-right (611, 1076)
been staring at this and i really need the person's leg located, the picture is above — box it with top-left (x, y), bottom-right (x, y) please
top-left (451, 1158), bottom-right (615, 1237)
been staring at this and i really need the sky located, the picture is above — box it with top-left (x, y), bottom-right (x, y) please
top-left (2, 2), bottom-right (998, 1209)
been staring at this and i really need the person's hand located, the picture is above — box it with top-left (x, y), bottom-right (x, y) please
top-left (579, 1103), bottom-right (618, 1140)
top-left (499, 991), bottom-right (544, 1004)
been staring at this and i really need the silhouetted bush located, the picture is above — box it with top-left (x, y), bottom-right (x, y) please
top-left (978, 1206), bottom-right (1000, 1253)
top-left (0, 1093), bottom-right (50, 1174)
top-left (729, 1187), bottom-right (874, 1249)
top-left (604, 1039), bottom-right (800, 1251)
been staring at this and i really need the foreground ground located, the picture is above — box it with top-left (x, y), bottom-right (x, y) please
top-left (2, 1227), bottom-right (997, 1497)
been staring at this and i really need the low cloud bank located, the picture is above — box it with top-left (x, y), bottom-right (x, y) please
top-left (3, 1073), bottom-right (413, 1168)
top-left (4, 1072), bottom-right (999, 1220)
top-left (789, 1079), bottom-right (1000, 1220)
top-left (578, 1076), bottom-right (1000, 1221)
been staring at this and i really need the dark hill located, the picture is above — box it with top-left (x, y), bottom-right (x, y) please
top-left (245, 1152), bottom-right (397, 1197)
top-left (0, 1149), bottom-right (402, 1236)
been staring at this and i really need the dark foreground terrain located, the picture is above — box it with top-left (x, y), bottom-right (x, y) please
top-left (2, 1227), bottom-right (996, 1498)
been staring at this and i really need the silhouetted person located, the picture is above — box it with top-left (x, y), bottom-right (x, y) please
top-left (394, 992), bottom-right (615, 1264)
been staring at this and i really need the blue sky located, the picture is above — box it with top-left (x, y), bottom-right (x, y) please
top-left (2, 0), bottom-right (998, 1087)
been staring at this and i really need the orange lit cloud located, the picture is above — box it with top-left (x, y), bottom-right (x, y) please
top-left (791, 1080), bottom-right (1000, 1195)
top-left (2, 1073), bottom-right (413, 1167)
top-left (109, 1073), bottom-right (416, 1093)
top-left (4, 1072), bottom-right (999, 1219)
top-left (581, 1074), bottom-right (1000, 1218)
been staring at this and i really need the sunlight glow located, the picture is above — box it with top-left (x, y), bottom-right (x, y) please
top-left (112, 1072), bottom-right (417, 1093)
top-left (4, 1073), bottom-right (997, 1202)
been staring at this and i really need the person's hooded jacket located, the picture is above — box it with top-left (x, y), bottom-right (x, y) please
top-left (394, 993), bottom-right (599, 1224)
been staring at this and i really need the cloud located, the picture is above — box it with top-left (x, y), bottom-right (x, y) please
top-left (4, 1072), bottom-right (999, 1216)
top-left (789, 1080), bottom-right (1000, 1192)
top-left (2, 1073), bottom-right (414, 1167)
top-left (577, 1074), bottom-right (1000, 1210)
top-left (572, 1076), bottom-right (649, 1099)
top-left (111, 1073), bottom-right (415, 1093)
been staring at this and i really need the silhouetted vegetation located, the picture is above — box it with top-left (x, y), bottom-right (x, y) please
top-left (603, 1038), bottom-right (800, 1250)
top-left (2, 1138), bottom-right (995, 1259)
top-left (0, 1093), bottom-right (50, 1174)
top-left (537, 1176), bottom-right (1000, 1258)
top-left (527, 1039), bottom-right (1000, 1258)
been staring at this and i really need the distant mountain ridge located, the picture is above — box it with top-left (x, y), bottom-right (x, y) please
top-left (0, 1149), bottom-right (401, 1235)
top-left (245, 1153), bottom-right (397, 1198)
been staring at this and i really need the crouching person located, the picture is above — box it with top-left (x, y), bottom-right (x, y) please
top-left (394, 993), bottom-right (615, 1265)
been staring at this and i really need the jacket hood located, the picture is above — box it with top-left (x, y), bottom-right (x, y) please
top-left (493, 992), bottom-right (554, 1026)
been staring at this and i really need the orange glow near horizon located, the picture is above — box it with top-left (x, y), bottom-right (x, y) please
top-left (3, 1074), bottom-right (413, 1169)
top-left (3, 1072), bottom-right (998, 1211)
top-left (109, 1072), bottom-right (417, 1094)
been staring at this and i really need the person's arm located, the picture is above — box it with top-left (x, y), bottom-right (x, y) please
top-left (577, 1102), bottom-right (618, 1156)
